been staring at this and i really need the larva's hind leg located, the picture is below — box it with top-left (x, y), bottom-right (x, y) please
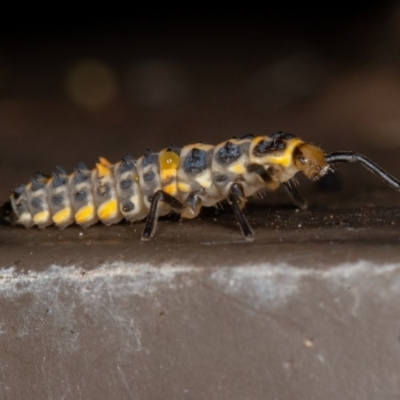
top-left (227, 183), bottom-right (254, 241)
top-left (141, 190), bottom-right (186, 241)
top-left (283, 182), bottom-right (308, 210)
top-left (180, 192), bottom-right (202, 219)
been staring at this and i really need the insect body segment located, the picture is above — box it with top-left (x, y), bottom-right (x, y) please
top-left (4, 131), bottom-right (400, 241)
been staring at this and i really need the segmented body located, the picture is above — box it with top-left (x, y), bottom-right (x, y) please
top-left (10, 132), bottom-right (325, 230)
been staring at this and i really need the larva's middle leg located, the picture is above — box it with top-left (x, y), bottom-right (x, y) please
top-left (141, 190), bottom-right (186, 241)
top-left (227, 183), bottom-right (254, 241)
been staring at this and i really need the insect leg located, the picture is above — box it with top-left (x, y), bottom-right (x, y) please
top-left (227, 183), bottom-right (254, 241)
top-left (0, 201), bottom-right (17, 225)
top-left (185, 192), bottom-right (201, 215)
top-left (325, 152), bottom-right (400, 191)
top-left (247, 163), bottom-right (273, 183)
top-left (283, 182), bottom-right (308, 210)
top-left (248, 163), bottom-right (308, 210)
top-left (141, 190), bottom-right (186, 241)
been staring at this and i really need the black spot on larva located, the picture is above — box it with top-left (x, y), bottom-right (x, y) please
top-left (56, 166), bottom-right (67, 175)
top-left (124, 153), bottom-right (134, 161)
top-left (52, 194), bottom-right (64, 206)
top-left (214, 174), bottom-right (228, 182)
top-left (253, 138), bottom-right (286, 157)
top-left (119, 156), bottom-right (135, 173)
top-left (31, 179), bottom-right (44, 191)
top-left (270, 131), bottom-right (296, 140)
top-left (31, 197), bottom-right (42, 208)
top-left (76, 162), bottom-right (88, 171)
top-left (167, 144), bottom-right (181, 155)
top-left (74, 169), bottom-right (88, 184)
top-left (143, 171), bottom-right (155, 182)
top-left (217, 141), bottom-right (241, 164)
top-left (183, 148), bottom-right (207, 173)
top-left (74, 190), bottom-right (87, 201)
top-left (143, 150), bottom-right (157, 167)
top-left (240, 133), bottom-right (255, 140)
top-left (35, 172), bottom-right (48, 180)
top-left (122, 201), bottom-right (135, 212)
top-left (120, 178), bottom-right (132, 190)
top-left (52, 173), bottom-right (66, 188)
top-left (97, 184), bottom-right (110, 196)
top-left (13, 185), bottom-right (25, 199)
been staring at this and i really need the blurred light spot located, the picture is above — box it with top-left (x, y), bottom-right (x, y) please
top-left (247, 52), bottom-right (327, 108)
top-left (66, 60), bottom-right (118, 110)
top-left (126, 60), bottom-right (187, 106)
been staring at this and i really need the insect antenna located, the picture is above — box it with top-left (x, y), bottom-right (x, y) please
top-left (325, 152), bottom-right (400, 191)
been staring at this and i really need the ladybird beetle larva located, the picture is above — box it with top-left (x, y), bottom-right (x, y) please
top-left (1, 132), bottom-right (399, 241)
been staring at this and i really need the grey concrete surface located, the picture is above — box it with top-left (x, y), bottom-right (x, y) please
top-left (0, 199), bottom-right (400, 399)
top-left (1, 9), bottom-right (400, 400)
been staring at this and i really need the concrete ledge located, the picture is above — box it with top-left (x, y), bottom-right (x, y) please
top-left (1, 206), bottom-right (400, 399)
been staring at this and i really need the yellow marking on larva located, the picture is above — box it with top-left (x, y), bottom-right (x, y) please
top-left (163, 183), bottom-right (178, 196)
top-left (99, 157), bottom-right (112, 167)
top-left (178, 182), bottom-right (191, 193)
top-left (160, 151), bottom-right (180, 170)
top-left (33, 210), bottom-right (50, 225)
top-left (229, 163), bottom-right (245, 175)
top-left (96, 162), bottom-right (111, 177)
top-left (75, 205), bottom-right (95, 224)
top-left (266, 139), bottom-right (303, 168)
top-left (159, 151), bottom-right (179, 194)
top-left (160, 169), bottom-right (176, 182)
top-left (52, 208), bottom-right (71, 225)
top-left (97, 199), bottom-right (118, 220)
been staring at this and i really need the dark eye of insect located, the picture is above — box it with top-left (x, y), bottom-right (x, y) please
top-left (120, 178), bottom-right (132, 190)
top-left (217, 142), bottom-right (241, 164)
top-left (253, 138), bottom-right (286, 157)
top-left (74, 191), bottom-right (87, 201)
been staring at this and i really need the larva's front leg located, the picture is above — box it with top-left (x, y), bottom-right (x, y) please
top-left (282, 182), bottom-right (308, 210)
